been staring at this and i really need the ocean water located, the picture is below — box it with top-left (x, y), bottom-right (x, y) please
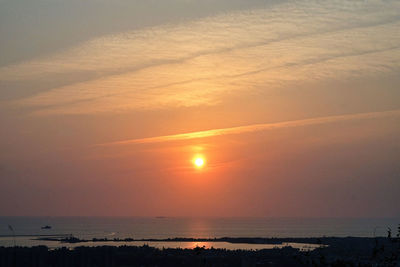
top-left (0, 217), bottom-right (398, 248)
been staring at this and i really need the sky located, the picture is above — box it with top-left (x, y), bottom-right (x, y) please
top-left (0, 0), bottom-right (399, 217)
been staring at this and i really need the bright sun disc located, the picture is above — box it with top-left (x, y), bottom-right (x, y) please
top-left (194, 157), bottom-right (205, 168)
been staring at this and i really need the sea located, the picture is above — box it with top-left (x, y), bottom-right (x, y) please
top-left (0, 217), bottom-right (398, 250)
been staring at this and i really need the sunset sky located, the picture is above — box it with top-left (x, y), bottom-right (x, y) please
top-left (0, 0), bottom-right (399, 217)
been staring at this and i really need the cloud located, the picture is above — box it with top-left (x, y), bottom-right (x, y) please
top-left (1, 0), bottom-right (400, 114)
top-left (96, 109), bottom-right (400, 146)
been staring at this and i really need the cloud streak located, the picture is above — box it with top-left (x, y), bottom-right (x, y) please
top-left (1, 0), bottom-right (400, 115)
top-left (97, 110), bottom-right (400, 146)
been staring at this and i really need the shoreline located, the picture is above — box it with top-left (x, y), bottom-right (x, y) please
top-left (34, 236), bottom-right (395, 245)
top-left (1, 237), bottom-right (399, 266)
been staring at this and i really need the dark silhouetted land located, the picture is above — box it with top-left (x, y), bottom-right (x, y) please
top-left (1, 237), bottom-right (400, 266)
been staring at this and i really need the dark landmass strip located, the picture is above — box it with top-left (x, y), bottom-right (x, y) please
top-left (34, 235), bottom-right (399, 246)
top-left (1, 237), bottom-right (399, 266)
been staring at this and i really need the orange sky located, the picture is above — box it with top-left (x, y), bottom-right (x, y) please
top-left (0, 0), bottom-right (400, 217)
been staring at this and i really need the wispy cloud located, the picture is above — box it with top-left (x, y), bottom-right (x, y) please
top-left (1, 0), bottom-right (400, 114)
top-left (96, 110), bottom-right (400, 146)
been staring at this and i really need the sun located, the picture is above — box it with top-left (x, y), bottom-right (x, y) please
top-left (193, 157), bottom-right (205, 168)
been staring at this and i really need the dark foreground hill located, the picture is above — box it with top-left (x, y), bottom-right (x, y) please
top-left (0, 237), bottom-right (399, 267)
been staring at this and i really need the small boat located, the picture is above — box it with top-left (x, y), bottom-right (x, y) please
top-left (41, 225), bottom-right (52, 229)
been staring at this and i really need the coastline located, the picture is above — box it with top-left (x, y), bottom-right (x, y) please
top-left (34, 235), bottom-right (392, 246)
top-left (1, 237), bottom-right (399, 266)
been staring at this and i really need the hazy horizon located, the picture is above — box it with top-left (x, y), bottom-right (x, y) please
top-left (2, 216), bottom-right (400, 219)
top-left (1, 0), bottom-right (399, 218)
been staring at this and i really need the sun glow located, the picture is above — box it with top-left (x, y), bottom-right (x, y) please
top-left (194, 157), bottom-right (205, 168)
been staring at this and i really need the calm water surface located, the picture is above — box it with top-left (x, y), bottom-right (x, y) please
top-left (0, 217), bottom-right (398, 249)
